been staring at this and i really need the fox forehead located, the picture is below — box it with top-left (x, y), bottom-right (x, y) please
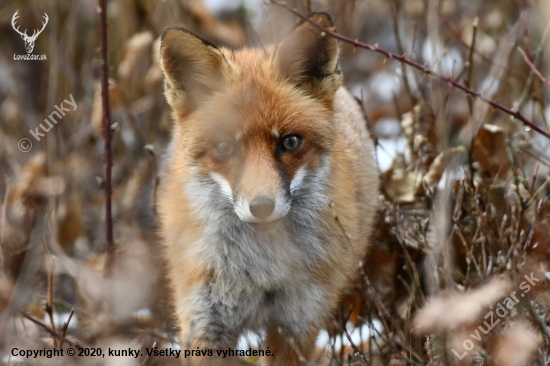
top-left (184, 54), bottom-right (336, 151)
top-left (196, 83), bottom-right (327, 138)
top-left (220, 45), bottom-right (276, 78)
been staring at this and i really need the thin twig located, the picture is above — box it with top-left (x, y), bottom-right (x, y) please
top-left (529, 164), bottom-right (540, 195)
top-left (1, 181), bottom-right (9, 270)
top-left (518, 149), bottom-right (550, 168)
top-left (270, 0), bottom-right (550, 140)
top-left (523, 199), bottom-right (543, 251)
top-left (464, 17), bottom-right (478, 114)
top-left (98, 0), bottom-right (115, 274)
top-left (517, 47), bottom-right (550, 88)
top-left (42, 241), bottom-right (57, 348)
top-left (390, 1), bottom-right (415, 105)
top-left (19, 311), bottom-right (80, 347)
top-left (526, 301), bottom-right (550, 339)
top-left (145, 145), bottom-right (160, 214)
top-left (59, 308), bottom-right (75, 349)
top-left (334, 320), bottom-right (371, 366)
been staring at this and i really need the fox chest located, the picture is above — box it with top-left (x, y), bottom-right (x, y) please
top-left (193, 228), bottom-right (327, 334)
top-left (201, 277), bottom-right (326, 336)
top-left (207, 228), bottom-right (312, 290)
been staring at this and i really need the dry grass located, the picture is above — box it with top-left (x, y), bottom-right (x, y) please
top-left (0, 0), bottom-right (549, 365)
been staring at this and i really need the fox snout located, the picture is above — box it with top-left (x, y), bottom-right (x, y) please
top-left (233, 189), bottom-right (291, 231)
top-left (210, 163), bottom-right (294, 231)
top-left (249, 196), bottom-right (275, 219)
top-left (247, 196), bottom-right (281, 231)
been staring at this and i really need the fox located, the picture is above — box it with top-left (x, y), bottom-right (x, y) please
top-left (157, 12), bottom-right (379, 366)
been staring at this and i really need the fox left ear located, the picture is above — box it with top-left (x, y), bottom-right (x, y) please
top-left (160, 27), bottom-right (229, 117)
top-left (275, 12), bottom-right (341, 99)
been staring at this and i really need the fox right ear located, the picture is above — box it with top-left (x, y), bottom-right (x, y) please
top-left (275, 12), bottom-right (341, 99)
top-left (160, 27), bottom-right (228, 115)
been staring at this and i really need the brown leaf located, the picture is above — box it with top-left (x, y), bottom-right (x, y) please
top-left (492, 322), bottom-right (540, 366)
top-left (413, 277), bottom-right (511, 333)
top-left (423, 146), bottom-right (465, 188)
top-left (383, 147), bottom-right (464, 203)
top-left (472, 124), bottom-right (510, 179)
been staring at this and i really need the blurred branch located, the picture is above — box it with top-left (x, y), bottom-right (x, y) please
top-left (42, 242), bottom-right (57, 348)
top-left (526, 301), bottom-right (550, 339)
top-left (390, 1), bottom-right (415, 106)
top-left (98, 0), bottom-right (115, 274)
top-left (0, 182), bottom-right (8, 267)
top-left (517, 47), bottom-right (550, 88)
top-left (437, 11), bottom-right (522, 83)
top-left (464, 17), bottom-right (478, 114)
top-left (59, 308), bottom-right (75, 349)
top-left (271, 0), bottom-right (550, 140)
top-left (342, 325), bottom-right (371, 366)
top-left (19, 311), bottom-right (80, 348)
top-left (303, 0), bottom-right (311, 13)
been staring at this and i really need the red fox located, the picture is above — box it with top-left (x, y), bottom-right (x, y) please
top-left (158, 12), bottom-right (379, 365)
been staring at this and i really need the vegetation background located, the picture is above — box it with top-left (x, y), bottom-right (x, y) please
top-left (0, 0), bottom-right (549, 365)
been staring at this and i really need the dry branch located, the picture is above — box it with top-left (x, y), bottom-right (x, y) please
top-left (98, 0), bottom-right (115, 274)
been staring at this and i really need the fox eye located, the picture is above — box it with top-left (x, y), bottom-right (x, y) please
top-left (280, 135), bottom-right (302, 153)
top-left (215, 141), bottom-right (237, 157)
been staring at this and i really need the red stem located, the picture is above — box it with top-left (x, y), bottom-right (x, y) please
top-left (98, 0), bottom-right (114, 270)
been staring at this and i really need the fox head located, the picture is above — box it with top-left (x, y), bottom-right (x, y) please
top-left (160, 13), bottom-right (342, 231)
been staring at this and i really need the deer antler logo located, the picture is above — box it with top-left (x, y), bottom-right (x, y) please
top-left (11, 11), bottom-right (49, 54)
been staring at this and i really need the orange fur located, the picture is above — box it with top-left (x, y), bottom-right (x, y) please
top-left (158, 12), bottom-right (379, 365)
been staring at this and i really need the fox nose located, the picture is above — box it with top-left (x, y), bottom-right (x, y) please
top-left (249, 197), bottom-right (275, 219)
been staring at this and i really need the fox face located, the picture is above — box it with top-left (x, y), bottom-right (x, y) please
top-left (180, 82), bottom-right (336, 232)
top-left (161, 13), bottom-right (341, 232)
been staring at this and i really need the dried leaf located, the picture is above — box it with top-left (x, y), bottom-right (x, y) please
top-left (472, 124), bottom-right (510, 179)
top-left (493, 322), bottom-right (540, 366)
top-left (414, 277), bottom-right (511, 332)
top-left (383, 147), bottom-right (464, 203)
top-left (118, 31), bottom-right (154, 82)
top-left (423, 146), bottom-right (465, 187)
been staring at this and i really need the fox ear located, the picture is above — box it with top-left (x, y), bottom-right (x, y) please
top-left (160, 27), bottom-right (228, 115)
top-left (275, 12), bottom-right (341, 98)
